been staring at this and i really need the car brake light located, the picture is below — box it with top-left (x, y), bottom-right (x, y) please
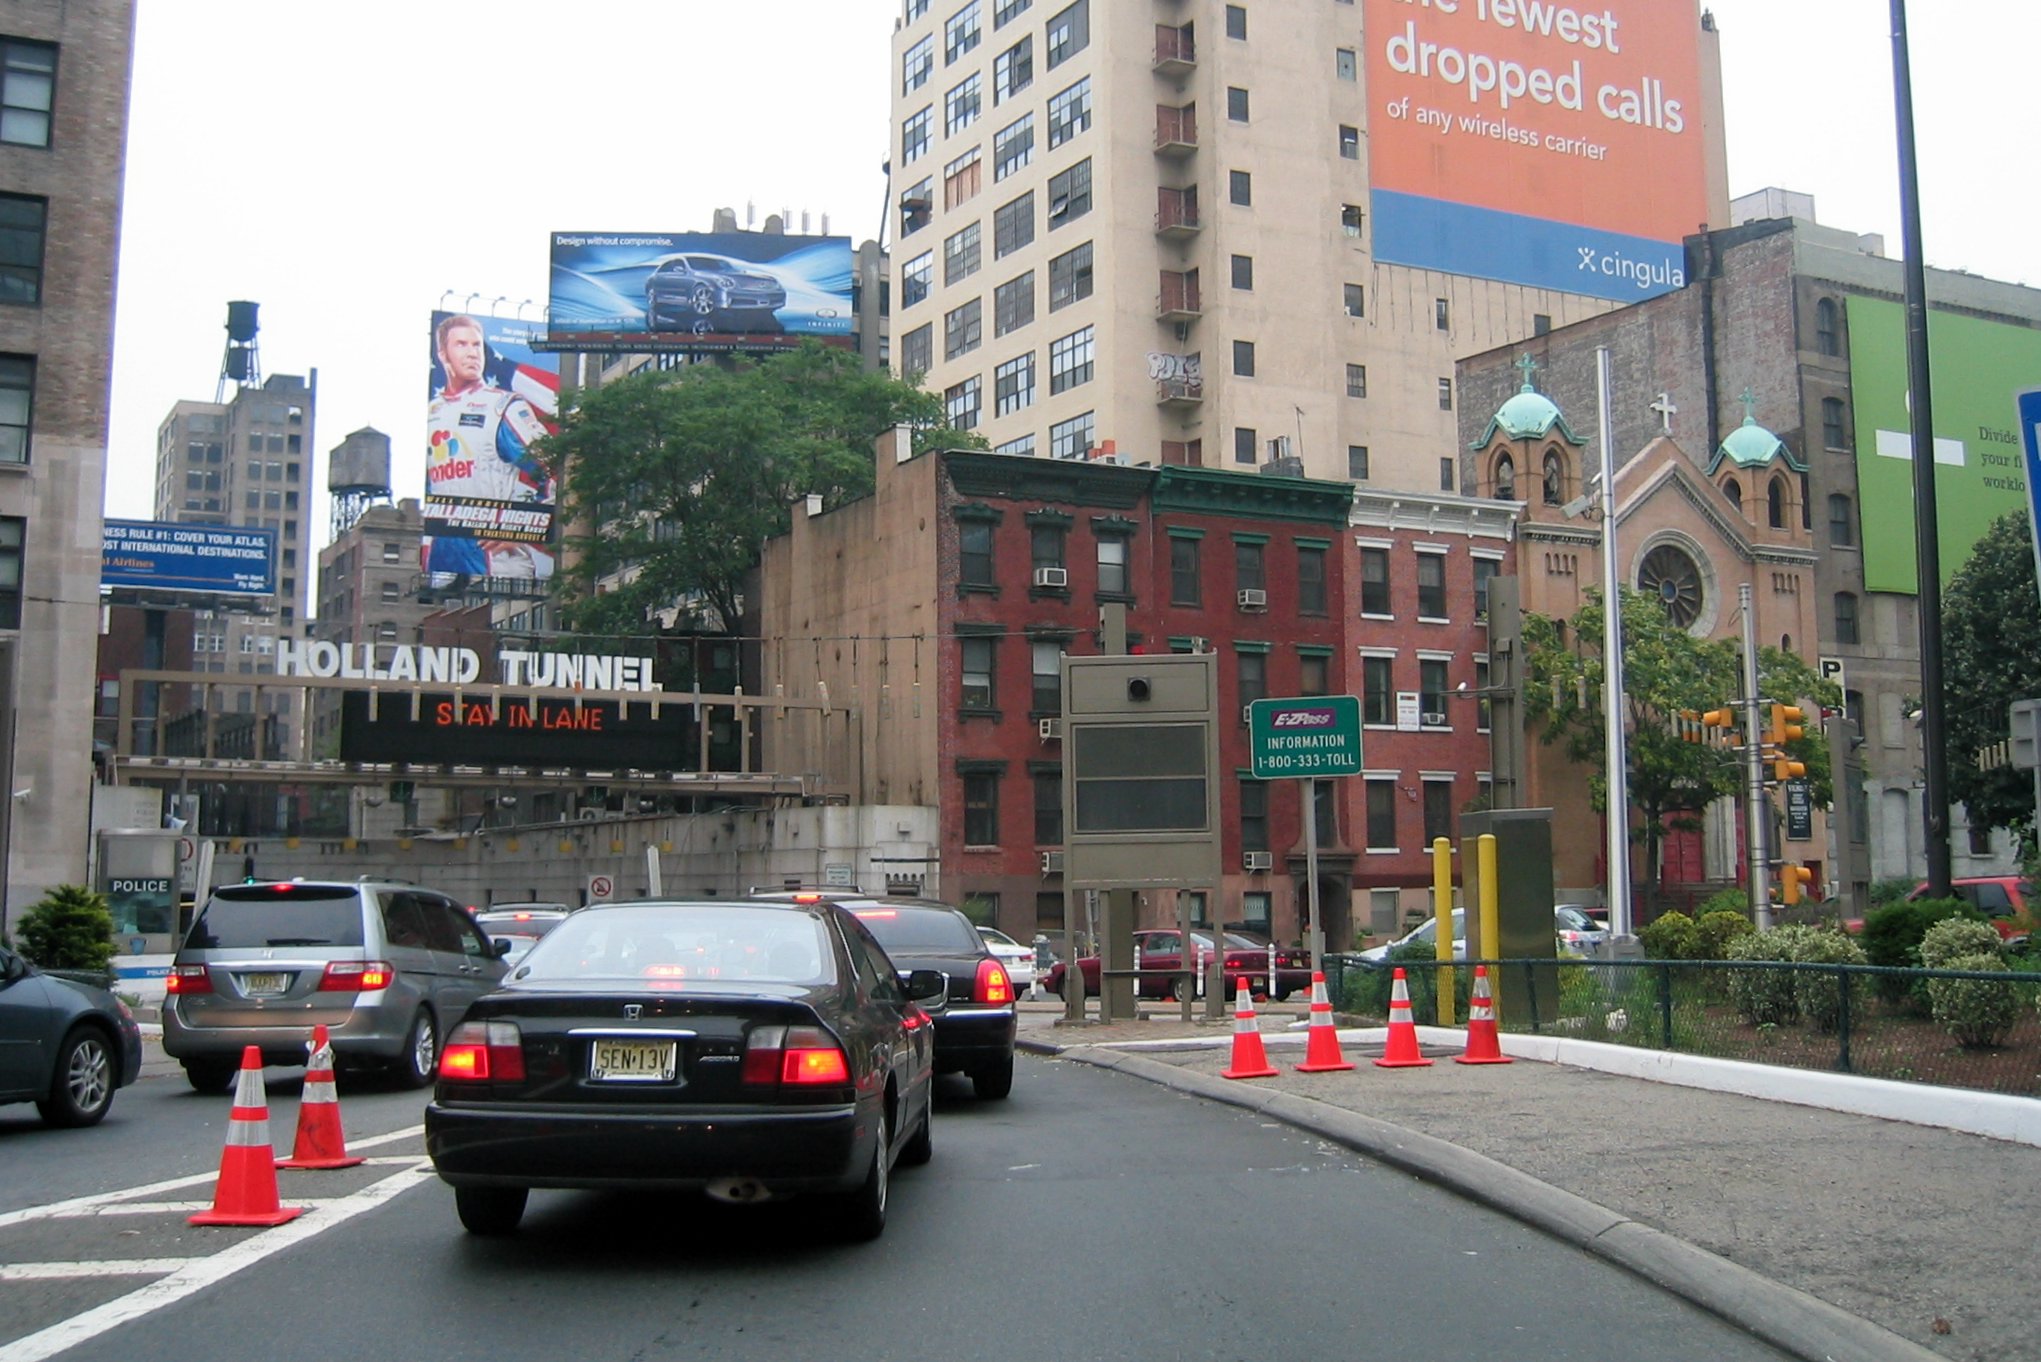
top-left (318, 960), bottom-right (395, 991)
top-left (166, 964), bottom-right (211, 995)
top-left (853, 909), bottom-right (897, 919)
top-left (742, 1024), bottom-right (850, 1087)
top-left (439, 1020), bottom-right (524, 1081)
top-left (975, 958), bottom-right (1013, 1005)
top-left (792, 893), bottom-right (825, 904)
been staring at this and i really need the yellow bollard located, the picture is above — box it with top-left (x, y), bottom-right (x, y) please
top-left (1432, 836), bottom-right (1455, 1027)
top-left (1478, 833), bottom-right (1501, 1025)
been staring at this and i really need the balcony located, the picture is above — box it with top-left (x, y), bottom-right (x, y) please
top-left (1154, 104), bottom-right (1197, 158)
top-left (1153, 23), bottom-right (1196, 75)
top-left (1156, 376), bottom-right (1204, 408)
top-left (1156, 270), bottom-right (1202, 322)
top-left (1155, 187), bottom-right (1201, 239)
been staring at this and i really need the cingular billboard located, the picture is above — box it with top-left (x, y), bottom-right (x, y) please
top-left (1848, 296), bottom-right (2041, 594)
top-left (1364, 0), bottom-right (1713, 301)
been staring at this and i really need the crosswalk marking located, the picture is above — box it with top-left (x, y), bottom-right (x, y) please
top-left (0, 1261), bottom-right (194, 1282)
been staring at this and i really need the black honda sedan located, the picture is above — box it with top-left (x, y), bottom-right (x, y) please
top-left (0, 946), bottom-right (144, 1127)
top-left (425, 898), bottom-right (938, 1240)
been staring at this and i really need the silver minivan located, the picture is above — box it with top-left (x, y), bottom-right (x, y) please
top-left (162, 880), bottom-right (507, 1092)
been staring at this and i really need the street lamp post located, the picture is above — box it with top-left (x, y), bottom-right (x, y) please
top-left (1593, 348), bottom-right (1635, 941)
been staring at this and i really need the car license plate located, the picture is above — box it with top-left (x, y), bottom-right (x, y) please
top-left (589, 1039), bottom-right (677, 1082)
top-left (241, 972), bottom-right (287, 995)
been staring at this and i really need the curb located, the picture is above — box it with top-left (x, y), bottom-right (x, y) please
top-left (1025, 1039), bottom-right (1944, 1362)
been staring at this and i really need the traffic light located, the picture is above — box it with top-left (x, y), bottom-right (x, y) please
top-left (1677, 709), bottom-right (1705, 743)
top-left (1769, 703), bottom-right (1806, 746)
top-left (1780, 864), bottom-right (1814, 906)
top-left (1702, 707), bottom-right (1738, 745)
top-left (1773, 753), bottom-right (1807, 782)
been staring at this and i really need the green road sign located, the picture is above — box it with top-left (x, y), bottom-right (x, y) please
top-left (1248, 695), bottom-right (1363, 779)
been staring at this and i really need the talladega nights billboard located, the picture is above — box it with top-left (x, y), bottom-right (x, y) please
top-left (547, 231), bottom-right (854, 351)
top-left (1365, 0), bottom-right (1713, 300)
top-left (424, 310), bottom-right (560, 583)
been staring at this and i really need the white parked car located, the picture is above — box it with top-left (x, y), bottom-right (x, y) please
top-left (976, 925), bottom-right (1036, 993)
top-left (1358, 906), bottom-right (1608, 964)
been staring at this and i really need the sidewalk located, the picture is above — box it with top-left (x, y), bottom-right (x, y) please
top-left (1017, 1003), bottom-right (2040, 1362)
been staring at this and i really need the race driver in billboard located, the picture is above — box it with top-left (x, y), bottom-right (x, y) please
top-left (426, 313), bottom-right (555, 581)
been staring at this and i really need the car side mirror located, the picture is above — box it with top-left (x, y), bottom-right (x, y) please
top-left (0, 953), bottom-right (20, 984)
top-left (903, 969), bottom-right (946, 1002)
top-left (492, 939), bottom-right (514, 958)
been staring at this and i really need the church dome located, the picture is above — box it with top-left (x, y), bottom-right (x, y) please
top-left (1494, 385), bottom-right (1565, 440)
top-left (1705, 390), bottom-right (1806, 473)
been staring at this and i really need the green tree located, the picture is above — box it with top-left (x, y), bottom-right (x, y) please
top-left (547, 342), bottom-right (980, 638)
top-left (1943, 510), bottom-right (2041, 846)
top-left (17, 884), bottom-right (116, 973)
top-left (1522, 587), bottom-right (1838, 904)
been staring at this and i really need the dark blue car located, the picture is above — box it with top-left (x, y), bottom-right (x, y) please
top-left (0, 945), bottom-right (144, 1127)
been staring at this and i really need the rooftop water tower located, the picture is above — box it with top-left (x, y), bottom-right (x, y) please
top-left (328, 426), bottom-right (392, 537)
top-left (216, 300), bottom-right (260, 401)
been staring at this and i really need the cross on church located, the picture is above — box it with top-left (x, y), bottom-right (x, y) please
top-left (1738, 386), bottom-right (1760, 422)
top-left (1649, 392), bottom-right (1676, 434)
top-left (1514, 353), bottom-right (1539, 387)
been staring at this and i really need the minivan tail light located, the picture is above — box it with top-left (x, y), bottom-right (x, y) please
top-left (318, 960), bottom-right (395, 991)
top-left (439, 1020), bottom-right (524, 1081)
top-left (742, 1024), bottom-right (850, 1087)
top-left (974, 958), bottom-right (1013, 1005)
top-left (166, 964), bottom-right (211, 995)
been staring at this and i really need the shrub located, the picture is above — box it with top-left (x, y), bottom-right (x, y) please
top-left (1862, 897), bottom-right (1976, 1007)
top-left (1725, 928), bottom-right (1801, 1026)
top-left (1785, 926), bottom-right (1868, 1034)
top-left (1927, 953), bottom-right (2020, 1047)
top-left (1692, 888), bottom-right (1750, 920)
top-left (16, 884), bottom-right (116, 974)
top-left (1339, 947), bottom-right (1471, 1024)
top-left (1869, 876), bottom-right (1920, 906)
top-left (1695, 909), bottom-right (1756, 961)
top-left (1918, 917), bottom-right (2004, 969)
top-left (1639, 910), bottom-right (1699, 961)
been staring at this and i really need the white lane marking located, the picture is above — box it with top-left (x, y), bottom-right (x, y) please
top-left (0, 1159), bottom-right (435, 1362)
top-left (0, 1124), bottom-right (422, 1231)
top-left (47, 1201), bottom-right (341, 1219)
top-left (0, 1262), bottom-right (193, 1282)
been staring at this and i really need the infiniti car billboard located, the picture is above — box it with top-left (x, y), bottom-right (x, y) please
top-left (547, 231), bottom-right (854, 351)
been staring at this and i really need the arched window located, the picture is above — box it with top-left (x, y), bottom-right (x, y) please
top-left (1493, 452), bottom-right (1515, 500)
top-left (1815, 297), bottom-right (1840, 357)
top-left (1828, 493), bottom-right (1855, 547)
top-left (1767, 476), bottom-right (1787, 529)
top-left (1722, 477), bottom-right (1741, 510)
top-left (1542, 450), bottom-right (1563, 505)
top-left (1781, 633), bottom-right (1792, 653)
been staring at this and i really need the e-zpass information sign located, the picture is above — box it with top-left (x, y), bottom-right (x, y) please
top-left (1248, 696), bottom-right (1363, 780)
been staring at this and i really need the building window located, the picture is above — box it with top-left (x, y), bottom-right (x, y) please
top-left (995, 0), bottom-right (1030, 27)
top-left (1828, 493), bottom-right (1855, 547)
top-left (961, 637), bottom-right (997, 708)
top-left (1341, 203), bottom-right (1364, 237)
top-left (1237, 650), bottom-right (1267, 710)
top-left (1229, 169), bottom-right (1251, 206)
top-left (1049, 325), bottom-right (1094, 392)
top-left (1048, 410), bottom-right (1093, 459)
top-left (1241, 780), bottom-right (1268, 853)
top-left (902, 106), bottom-right (932, 165)
top-left (994, 192), bottom-right (1035, 257)
top-left (1030, 639), bottom-right (1064, 712)
top-left (0, 194), bottom-right (46, 304)
top-left (901, 251), bottom-right (933, 308)
top-left (959, 520), bottom-right (995, 586)
top-left (1346, 364), bottom-right (1367, 398)
top-left (1473, 556), bottom-right (1498, 619)
top-left (944, 298), bottom-right (982, 359)
top-left (1226, 86), bottom-right (1249, 121)
top-left (1338, 124), bottom-right (1359, 159)
top-left (1232, 339), bottom-right (1255, 377)
top-left (1439, 458), bottom-right (1455, 492)
top-left (1438, 378), bottom-right (1454, 410)
top-left (0, 516), bottom-right (20, 628)
top-left (943, 148), bottom-right (983, 210)
top-left (945, 376), bottom-right (982, 430)
top-left (993, 112), bottom-right (1034, 179)
top-left (1047, 158), bottom-right (1091, 226)
top-left (1361, 655), bottom-right (1393, 724)
top-left (1343, 282), bottom-right (1364, 317)
top-left (0, 41), bottom-right (54, 148)
top-left (1298, 653), bottom-right (1329, 698)
top-left (1423, 779), bottom-right (1455, 846)
top-left (1045, 0), bottom-right (1089, 67)
top-left (1822, 396), bottom-right (1847, 449)
top-left (1543, 450), bottom-right (1565, 505)
top-left (1235, 540), bottom-right (1265, 594)
top-left (963, 769), bottom-right (1001, 845)
top-left (1419, 659), bottom-right (1449, 722)
top-left (1767, 475), bottom-right (1787, 529)
top-left (1034, 769), bottom-right (1063, 845)
top-left (0, 354), bottom-right (31, 463)
top-left (900, 177), bottom-right (933, 235)
top-left (1224, 3), bottom-right (1247, 38)
top-left (1298, 546), bottom-right (1327, 614)
top-left (1360, 546), bottom-right (1390, 615)
top-left (1474, 657), bottom-right (1492, 730)
top-left (993, 271), bottom-right (1034, 336)
top-left (995, 35), bottom-right (1033, 102)
top-left (903, 35), bottom-right (933, 93)
top-left (993, 434), bottom-right (1035, 457)
top-left (943, 220), bottom-right (982, 284)
top-left (1348, 445), bottom-right (1370, 480)
top-left (1417, 553), bottom-right (1447, 619)
top-left (994, 351), bottom-right (1035, 414)
top-left (1494, 453), bottom-right (1517, 500)
top-left (1834, 591), bottom-right (1859, 646)
top-left (1097, 534), bottom-right (1128, 594)
top-left (1815, 297), bottom-right (1840, 357)
top-left (1047, 76), bottom-right (1091, 146)
top-left (1335, 46), bottom-right (1357, 80)
top-left (1366, 779), bottom-right (1397, 850)
top-left (945, 73), bottom-right (982, 135)
top-left (945, 0), bottom-right (982, 63)
top-left (1233, 427), bottom-right (1256, 464)
top-left (899, 323), bottom-right (933, 376)
top-left (1170, 535), bottom-right (1200, 606)
top-left (1048, 241), bottom-right (1092, 309)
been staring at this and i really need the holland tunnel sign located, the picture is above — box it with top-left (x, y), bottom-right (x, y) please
top-left (1247, 696), bottom-right (1364, 780)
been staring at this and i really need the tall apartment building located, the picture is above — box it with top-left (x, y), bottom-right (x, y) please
top-left (151, 371), bottom-right (317, 765)
top-left (0, 1), bottom-right (134, 925)
top-left (886, 0), bottom-right (1728, 488)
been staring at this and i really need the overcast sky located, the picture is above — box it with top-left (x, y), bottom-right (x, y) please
top-left (104, 1), bottom-right (2037, 540)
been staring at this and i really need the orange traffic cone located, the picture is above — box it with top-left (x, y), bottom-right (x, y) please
top-left (1374, 967), bottom-right (1434, 1068)
top-left (278, 1025), bottom-right (365, 1169)
top-left (1455, 965), bottom-right (1514, 1065)
top-left (1294, 971), bottom-right (1355, 1073)
top-left (1220, 976), bottom-right (1279, 1080)
top-left (190, 1047), bottom-right (305, 1227)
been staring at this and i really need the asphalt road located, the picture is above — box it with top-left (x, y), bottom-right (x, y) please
top-left (1, 1056), bottom-right (1791, 1362)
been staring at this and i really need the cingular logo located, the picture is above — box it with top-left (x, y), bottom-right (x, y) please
top-left (1271, 708), bottom-right (1335, 728)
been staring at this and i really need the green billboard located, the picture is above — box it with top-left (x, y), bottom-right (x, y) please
top-left (1849, 296), bottom-right (2041, 594)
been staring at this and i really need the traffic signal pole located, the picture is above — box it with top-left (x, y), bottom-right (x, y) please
top-left (1741, 584), bottom-right (1773, 928)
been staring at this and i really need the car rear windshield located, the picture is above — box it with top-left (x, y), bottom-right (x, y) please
top-left (186, 886), bottom-right (366, 949)
top-left (474, 911), bottom-right (567, 936)
top-left (519, 903), bottom-right (835, 986)
top-left (851, 906), bottom-right (981, 953)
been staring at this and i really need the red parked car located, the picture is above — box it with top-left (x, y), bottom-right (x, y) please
top-left (1042, 930), bottom-right (1312, 1001)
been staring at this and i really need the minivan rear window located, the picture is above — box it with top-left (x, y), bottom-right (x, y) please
top-left (186, 886), bottom-right (366, 949)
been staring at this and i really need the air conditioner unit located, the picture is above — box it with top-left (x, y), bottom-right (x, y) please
top-left (1241, 705), bottom-right (1254, 724)
top-left (1041, 850), bottom-right (1065, 874)
top-left (1033, 566), bottom-right (1068, 588)
top-left (1236, 588), bottom-right (1267, 609)
top-left (1186, 636), bottom-right (1208, 653)
top-left (1421, 711), bottom-right (1447, 727)
top-left (1243, 850), bottom-right (1273, 871)
top-left (1038, 716), bottom-right (1063, 741)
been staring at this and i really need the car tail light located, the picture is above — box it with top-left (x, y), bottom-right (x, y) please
top-left (974, 958), bottom-right (1013, 1005)
top-left (318, 960), bottom-right (395, 991)
top-left (439, 1020), bottom-right (525, 1081)
top-left (742, 1024), bottom-right (850, 1087)
top-left (166, 964), bottom-right (211, 995)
